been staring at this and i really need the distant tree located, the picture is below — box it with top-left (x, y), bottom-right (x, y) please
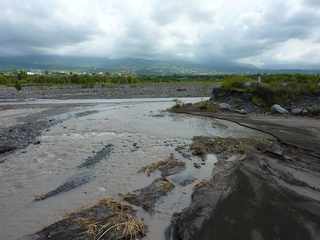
top-left (0, 74), bottom-right (7, 85)
top-left (16, 70), bottom-right (27, 81)
top-left (14, 81), bottom-right (22, 91)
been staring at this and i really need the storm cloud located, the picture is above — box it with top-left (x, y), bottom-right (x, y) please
top-left (1, 0), bottom-right (320, 69)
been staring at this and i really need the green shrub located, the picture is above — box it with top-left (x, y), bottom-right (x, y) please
top-left (14, 81), bottom-right (22, 91)
top-left (194, 101), bottom-right (218, 112)
top-left (221, 75), bottom-right (253, 90)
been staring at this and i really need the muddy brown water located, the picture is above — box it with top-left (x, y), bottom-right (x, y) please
top-left (0, 98), bottom-right (264, 240)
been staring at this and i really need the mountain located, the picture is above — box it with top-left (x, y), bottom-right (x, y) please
top-left (0, 55), bottom-right (258, 74)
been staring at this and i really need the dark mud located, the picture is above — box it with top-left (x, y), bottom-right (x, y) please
top-left (122, 178), bottom-right (175, 212)
top-left (168, 110), bottom-right (320, 240)
top-left (0, 120), bottom-right (53, 152)
top-left (35, 172), bottom-right (95, 201)
top-left (22, 198), bottom-right (145, 240)
top-left (0, 105), bottom-right (81, 159)
top-left (35, 144), bottom-right (114, 201)
top-left (74, 110), bottom-right (99, 118)
top-left (78, 144), bottom-right (113, 168)
top-left (0, 145), bottom-right (16, 155)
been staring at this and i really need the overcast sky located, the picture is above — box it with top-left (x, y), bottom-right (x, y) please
top-left (1, 0), bottom-right (320, 69)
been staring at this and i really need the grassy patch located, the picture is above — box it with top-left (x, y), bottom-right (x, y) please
top-left (0, 72), bottom-right (222, 87)
top-left (220, 74), bottom-right (320, 107)
top-left (221, 75), bottom-right (254, 90)
top-left (191, 136), bottom-right (273, 158)
top-left (193, 100), bottom-right (218, 112)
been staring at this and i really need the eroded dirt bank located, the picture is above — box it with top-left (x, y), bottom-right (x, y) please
top-left (169, 110), bottom-right (320, 240)
top-left (0, 83), bottom-right (214, 100)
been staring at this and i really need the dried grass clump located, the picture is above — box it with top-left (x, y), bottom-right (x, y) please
top-left (77, 198), bottom-right (145, 240)
top-left (89, 213), bottom-right (145, 240)
top-left (138, 153), bottom-right (185, 176)
top-left (193, 180), bottom-right (211, 189)
top-left (194, 101), bottom-right (218, 112)
top-left (160, 178), bottom-right (175, 192)
top-left (191, 136), bottom-right (271, 158)
top-left (138, 160), bottom-right (169, 176)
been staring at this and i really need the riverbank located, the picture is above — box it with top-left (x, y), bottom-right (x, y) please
top-left (0, 83), bottom-right (215, 100)
top-left (169, 107), bottom-right (320, 240)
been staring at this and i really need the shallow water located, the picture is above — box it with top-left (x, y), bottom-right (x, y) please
top-left (0, 98), bottom-right (262, 240)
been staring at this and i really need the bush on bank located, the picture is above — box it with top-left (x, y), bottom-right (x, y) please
top-left (221, 74), bottom-right (320, 107)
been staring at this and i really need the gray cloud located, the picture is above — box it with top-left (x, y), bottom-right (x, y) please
top-left (305, 0), bottom-right (320, 7)
top-left (0, 0), bottom-right (320, 69)
top-left (0, 0), bottom-right (98, 55)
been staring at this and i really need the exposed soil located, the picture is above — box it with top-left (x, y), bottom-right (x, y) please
top-left (168, 109), bottom-right (320, 240)
top-left (210, 86), bottom-right (320, 116)
top-left (22, 198), bottom-right (145, 240)
top-left (122, 178), bottom-right (175, 212)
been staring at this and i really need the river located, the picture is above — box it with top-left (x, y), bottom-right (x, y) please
top-left (0, 98), bottom-right (262, 240)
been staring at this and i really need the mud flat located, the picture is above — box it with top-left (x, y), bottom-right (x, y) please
top-left (169, 108), bottom-right (320, 240)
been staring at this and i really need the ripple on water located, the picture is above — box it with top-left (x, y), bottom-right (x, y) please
top-left (0, 98), bottom-right (264, 240)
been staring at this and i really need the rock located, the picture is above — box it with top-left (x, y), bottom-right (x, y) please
top-left (234, 109), bottom-right (247, 114)
top-left (306, 105), bottom-right (320, 116)
top-left (291, 108), bottom-right (303, 115)
top-left (193, 162), bottom-right (201, 169)
top-left (271, 104), bottom-right (288, 114)
top-left (211, 87), bottom-right (221, 100)
top-left (302, 108), bottom-right (309, 115)
top-left (218, 103), bottom-right (232, 111)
